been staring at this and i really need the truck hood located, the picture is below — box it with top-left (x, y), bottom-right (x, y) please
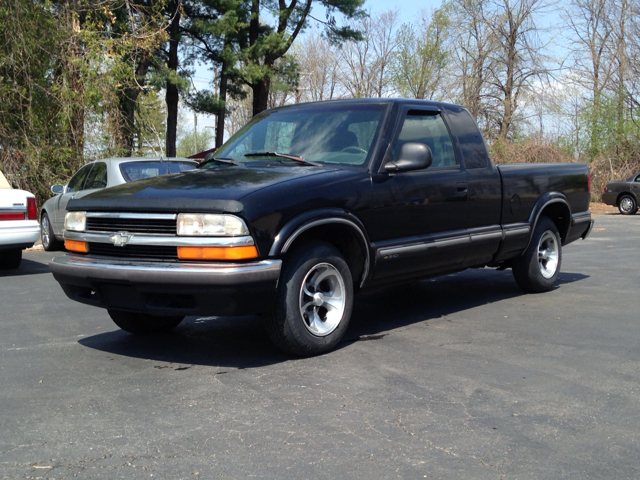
top-left (68, 165), bottom-right (339, 213)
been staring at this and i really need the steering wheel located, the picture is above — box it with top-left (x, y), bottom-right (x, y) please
top-left (341, 146), bottom-right (367, 154)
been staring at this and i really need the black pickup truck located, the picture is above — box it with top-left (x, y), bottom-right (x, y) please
top-left (50, 99), bottom-right (593, 355)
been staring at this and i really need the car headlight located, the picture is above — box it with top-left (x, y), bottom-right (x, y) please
top-left (64, 211), bottom-right (86, 232)
top-left (177, 214), bottom-right (249, 236)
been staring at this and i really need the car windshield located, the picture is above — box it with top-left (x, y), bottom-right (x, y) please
top-left (120, 161), bottom-right (196, 182)
top-left (211, 104), bottom-right (387, 168)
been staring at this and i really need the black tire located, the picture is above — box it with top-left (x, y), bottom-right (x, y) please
top-left (618, 195), bottom-right (637, 215)
top-left (0, 248), bottom-right (22, 269)
top-left (108, 310), bottom-right (184, 335)
top-left (41, 212), bottom-right (63, 251)
top-left (265, 240), bottom-right (354, 356)
top-left (512, 216), bottom-right (562, 293)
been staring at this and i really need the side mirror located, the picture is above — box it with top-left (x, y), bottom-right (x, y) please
top-left (385, 142), bottom-right (433, 173)
top-left (51, 185), bottom-right (64, 195)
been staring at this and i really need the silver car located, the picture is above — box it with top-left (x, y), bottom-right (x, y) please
top-left (40, 157), bottom-right (197, 251)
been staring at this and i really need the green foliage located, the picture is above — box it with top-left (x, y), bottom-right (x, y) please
top-left (0, 0), bottom-right (81, 204)
top-left (204, 0), bottom-right (367, 114)
top-left (556, 95), bottom-right (640, 162)
top-left (583, 96), bottom-right (640, 160)
top-left (0, 0), bottom-right (170, 204)
top-left (176, 129), bottom-right (215, 157)
top-left (390, 8), bottom-right (450, 100)
top-left (188, 91), bottom-right (226, 116)
top-left (134, 91), bottom-right (168, 156)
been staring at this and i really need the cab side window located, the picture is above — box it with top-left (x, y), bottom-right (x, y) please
top-left (66, 164), bottom-right (93, 193)
top-left (635, 175), bottom-right (640, 182)
top-left (84, 162), bottom-right (108, 189)
top-left (394, 111), bottom-right (457, 168)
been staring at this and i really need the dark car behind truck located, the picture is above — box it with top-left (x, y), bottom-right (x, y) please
top-left (602, 172), bottom-right (640, 214)
top-left (50, 99), bottom-right (593, 356)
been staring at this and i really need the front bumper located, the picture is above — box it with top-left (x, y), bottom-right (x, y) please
top-left (0, 221), bottom-right (40, 250)
top-left (49, 254), bottom-right (282, 316)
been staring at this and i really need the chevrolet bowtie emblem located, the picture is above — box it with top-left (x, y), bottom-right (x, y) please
top-left (109, 231), bottom-right (132, 247)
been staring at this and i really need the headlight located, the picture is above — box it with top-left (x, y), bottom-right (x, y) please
top-left (64, 211), bottom-right (86, 232)
top-left (177, 214), bottom-right (249, 236)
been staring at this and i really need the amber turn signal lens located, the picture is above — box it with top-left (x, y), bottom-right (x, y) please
top-left (65, 239), bottom-right (88, 253)
top-left (177, 245), bottom-right (258, 260)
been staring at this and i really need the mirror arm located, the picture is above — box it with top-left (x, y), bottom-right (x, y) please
top-left (384, 162), bottom-right (398, 174)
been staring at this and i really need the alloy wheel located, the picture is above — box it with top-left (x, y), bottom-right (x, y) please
top-left (299, 263), bottom-right (346, 336)
top-left (537, 231), bottom-right (559, 279)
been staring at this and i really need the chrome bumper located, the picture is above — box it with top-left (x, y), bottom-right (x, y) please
top-left (0, 222), bottom-right (40, 249)
top-left (50, 254), bottom-right (281, 285)
top-left (49, 254), bottom-right (282, 316)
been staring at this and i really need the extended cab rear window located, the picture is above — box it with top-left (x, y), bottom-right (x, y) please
top-left (120, 161), bottom-right (196, 182)
top-left (443, 106), bottom-right (490, 169)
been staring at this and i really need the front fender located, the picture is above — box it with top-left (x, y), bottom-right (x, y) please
top-left (268, 208), bottom-right (372, 286)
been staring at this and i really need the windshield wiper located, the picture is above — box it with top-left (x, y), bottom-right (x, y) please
top-left (244, 151), bottom-right (321, 167)
top-left (199, 156), bottom-right (243, 168)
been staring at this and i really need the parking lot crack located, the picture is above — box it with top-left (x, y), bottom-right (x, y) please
top-left (387, 406), bottom-right (504, 478)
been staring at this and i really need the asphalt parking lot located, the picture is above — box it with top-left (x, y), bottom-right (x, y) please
top-left (1, 213), bottom-right (639, 479)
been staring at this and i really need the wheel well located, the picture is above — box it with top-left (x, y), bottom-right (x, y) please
top-left (283, 224), bottom-right (366, 286)
top-left (616, 192), bottom-right (635, 205)
top-left (539, 203), bottom-right (570, 243)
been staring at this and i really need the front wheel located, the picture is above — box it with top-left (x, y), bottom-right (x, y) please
top-left (41, 212), bottom-right (63, 251)
top-left (108, 310), bottom-right (184, 335)
top-left (265, 241), bottom-right (353, 356)
top-left (512, 216), bottom-right (562, 293)
top-left (618, 195), bottom-right (637, 215)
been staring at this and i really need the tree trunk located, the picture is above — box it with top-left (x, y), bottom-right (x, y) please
top-left (248, 0), bottom-right (271, 116)
top-left (251, 77), bottom-right (270, 117)
top-left (499, 30), bottom-right (516, 143)
top-left (117, 54), bottom-right (151, 156)
top-left (216, 67), bottom-right (228, 148)
top-left (118, 90), bottom-right (136, 156)
top-left (165, 0), bottom-right (181, 157)
top-left (616, 0), bottom-right (628, 147)
top-left (68, 0), bottom-right (84, 164)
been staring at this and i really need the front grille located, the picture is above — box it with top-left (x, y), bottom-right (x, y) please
top-left (86, 217), bottom-right (176, 235)
top-left (88, 243), bottom-right (178, 260)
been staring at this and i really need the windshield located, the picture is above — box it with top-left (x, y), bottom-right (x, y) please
top-left (212, 104), bottom-right (386, 168)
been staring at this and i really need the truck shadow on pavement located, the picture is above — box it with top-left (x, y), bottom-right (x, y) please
top-left (0, 258), bottom-right (51, 277)
top-left (343, 269), bottom-right (588, 343)
top-left (78, 268), bottom-right (588, 369)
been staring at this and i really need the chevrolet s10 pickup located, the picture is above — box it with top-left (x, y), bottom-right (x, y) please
top-left (50, 99), bottom-right (593, 355)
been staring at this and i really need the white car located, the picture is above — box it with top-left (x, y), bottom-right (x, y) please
top-left (40, 157), bottom-right (197, 251)
top-left (0, 171), bottom-right (40, 269)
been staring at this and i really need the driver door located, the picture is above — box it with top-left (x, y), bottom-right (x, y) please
top-left (368, 108), bottom-right (470, 282)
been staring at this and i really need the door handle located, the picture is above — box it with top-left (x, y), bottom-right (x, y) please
top-left (453, 182), bottom-right (468, 200)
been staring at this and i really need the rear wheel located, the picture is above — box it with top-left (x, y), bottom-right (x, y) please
top-left (618, 195), bottom-right (637, 215)
top-left (41, 212), bottom-right (63, 251)
top-left (108, 310), bottom-right (184, 335)
top-left (0, 248), bottom-right (22, 269)
top-left (512, 216), bottom-right (562, 293)
top-left (265, 241), bottom-right (353, 356)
